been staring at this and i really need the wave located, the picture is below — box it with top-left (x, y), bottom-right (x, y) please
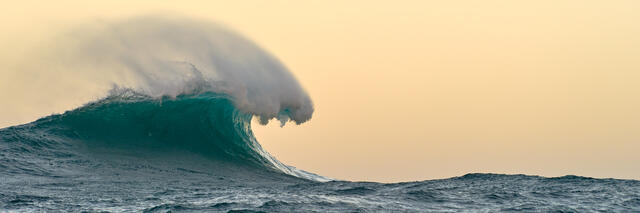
top-left (9, 89), bottom-right (327, 181)
top-left (1, 15), bottom-right (326, 181)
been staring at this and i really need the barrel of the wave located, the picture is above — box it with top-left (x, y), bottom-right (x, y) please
top-left (34, 92), bottom-right (281, 170)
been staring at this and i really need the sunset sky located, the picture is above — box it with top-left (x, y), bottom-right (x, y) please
top-left (1, 1), bottom-right (639, 182)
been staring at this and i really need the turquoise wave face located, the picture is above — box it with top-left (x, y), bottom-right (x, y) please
top-left (26, 90), bottom-right (283, 172)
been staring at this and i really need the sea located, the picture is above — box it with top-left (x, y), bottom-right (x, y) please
top-left (1, 91), bottom-right (639, 212)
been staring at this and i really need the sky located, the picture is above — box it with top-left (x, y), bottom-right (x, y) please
top-left (1, 1), bottom-right (639, 182)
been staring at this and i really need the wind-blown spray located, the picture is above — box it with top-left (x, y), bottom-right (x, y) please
top-left (45, 16), bottom-right (313, 126)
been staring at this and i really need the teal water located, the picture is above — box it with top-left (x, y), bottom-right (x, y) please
top-left (1, 91), bottom-right (639, 212)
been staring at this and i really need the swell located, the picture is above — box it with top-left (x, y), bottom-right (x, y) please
top-left (3, 89), bottom-right (324, 181)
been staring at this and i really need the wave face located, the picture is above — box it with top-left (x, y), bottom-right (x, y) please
top-left (8, 89), bottom-right (325, 181)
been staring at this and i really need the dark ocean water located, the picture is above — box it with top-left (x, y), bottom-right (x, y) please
top-left (1, 91), bottom-right (639, 212)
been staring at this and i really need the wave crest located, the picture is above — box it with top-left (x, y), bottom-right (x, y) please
top-left (46, 15), bottom-right (313, 125)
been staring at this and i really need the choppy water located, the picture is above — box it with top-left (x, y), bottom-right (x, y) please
top-left (1, 92), bottom-right (639, 212)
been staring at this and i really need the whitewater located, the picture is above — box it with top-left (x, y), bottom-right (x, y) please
top-left (1, 16), bottom-right (639, 212)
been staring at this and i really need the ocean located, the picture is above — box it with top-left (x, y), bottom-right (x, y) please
top-left (1, 91), bottom-right (639, 212)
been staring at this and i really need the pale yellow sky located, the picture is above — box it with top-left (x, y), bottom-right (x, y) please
top-left (1, 1), bottom-right (640, 182)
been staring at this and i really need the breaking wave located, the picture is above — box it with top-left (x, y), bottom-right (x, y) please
top-left (1, 15), bottom-right (325, 181)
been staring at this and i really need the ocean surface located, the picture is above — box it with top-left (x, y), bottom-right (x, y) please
top-left (1, 91), bottom-right (639, 212)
